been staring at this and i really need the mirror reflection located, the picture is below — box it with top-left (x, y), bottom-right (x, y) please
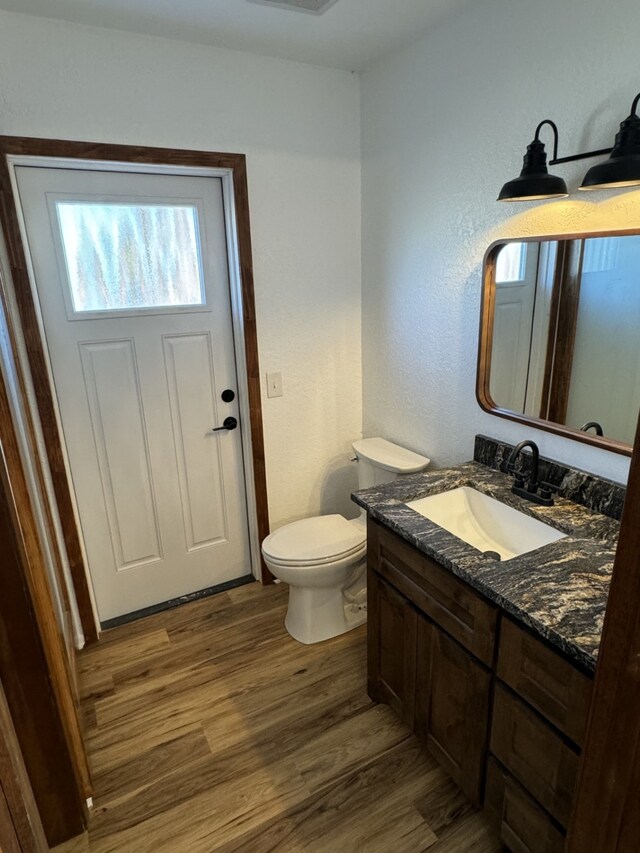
top-left (486, 234), bottom-right (640, 447)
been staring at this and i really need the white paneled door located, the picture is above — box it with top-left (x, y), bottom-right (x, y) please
top-left (490, 242), bottom-right (541, 413)
top-left (14, 167), bottom-right (252, 621)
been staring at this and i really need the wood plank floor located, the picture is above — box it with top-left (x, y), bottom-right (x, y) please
top-left (54, 582), bottom-right (502, 852)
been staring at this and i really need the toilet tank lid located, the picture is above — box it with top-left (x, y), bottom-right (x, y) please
top-left (352, 438), bottom-right (430, 473)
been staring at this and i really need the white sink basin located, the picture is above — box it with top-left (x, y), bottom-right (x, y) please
top-left (406, 486), bottom-right (566, 561)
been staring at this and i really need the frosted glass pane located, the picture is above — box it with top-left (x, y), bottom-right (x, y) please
top-left (582, 236), bottom-right (620, 274)
top-left (495, 242), bottom-right (527, 283)
top-left (56, 202), bottom-right (205, 312)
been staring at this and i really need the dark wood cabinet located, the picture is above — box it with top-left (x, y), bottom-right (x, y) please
top-left (367, 520), bottom-right (495, 803)
top-left (487, 623), bottom-right (593, 851)
top-left (366, 517), bottom-right (593, 852)
top-left (497, 619), bottom-right (593, 747)
top-left (367, 567), bottom-right (418, 728)
top-left (491, 684), bottom-right (580, 827)
top-left (369, 520), bottom-right (498, 665)
top-left (485, 757), bottom-right (565, 853)
top-left (415, 616), bottom-right (491, 804)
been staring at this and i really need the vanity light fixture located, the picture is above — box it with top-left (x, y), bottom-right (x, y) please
top-left (499, 92), bottom-right (640, 202)
top-left (580, 93), bottom-right (640, 190)
top-left (497, 120), bottom-right (569, 202)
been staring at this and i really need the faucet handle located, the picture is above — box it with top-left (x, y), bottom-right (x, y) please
top-left (539, 481), bottom-right (559, 500)
top-left (513, 470), bottom-right (527, 488)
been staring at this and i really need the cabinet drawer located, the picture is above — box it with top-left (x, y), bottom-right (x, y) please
top-left (491, 684), bottom-right (579, 827)
top-left (485, 757), bottom-right (565, 853)
top-left (369, 521), bottom-right (497, 665)
top-left (498, 619), bottom-right (593, 746)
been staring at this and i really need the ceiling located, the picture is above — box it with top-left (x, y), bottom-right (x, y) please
top-left (0, 0), bottom-right (474, 71)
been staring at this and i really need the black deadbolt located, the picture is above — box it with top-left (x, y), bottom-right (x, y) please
top-left (221, 389), bottom-right (235, 403)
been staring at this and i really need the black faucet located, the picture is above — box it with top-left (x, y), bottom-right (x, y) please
top-left (581, 421), bottom-right (604, 436)
top-left (506, 440), bottom-right (557, 507)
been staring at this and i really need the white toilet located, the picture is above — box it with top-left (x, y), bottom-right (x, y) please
top-left (261, 438), bottom-right (430, 644)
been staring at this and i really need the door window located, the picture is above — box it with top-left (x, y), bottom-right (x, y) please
top-left (55, 201), bottom-right (206, 315)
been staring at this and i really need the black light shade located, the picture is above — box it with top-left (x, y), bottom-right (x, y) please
top-left (498, 137), bottom-right (568, 202)
top-left (580, 95), bottom-right (640, 190)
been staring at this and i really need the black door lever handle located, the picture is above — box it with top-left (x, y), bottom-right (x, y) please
top-left (212, 416), bottom-right (238, 432)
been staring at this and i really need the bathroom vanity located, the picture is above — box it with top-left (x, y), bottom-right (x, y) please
top-left (367, 519), bottom-right (496, 803)
top-left (354, 438), bottom-right (621, 853)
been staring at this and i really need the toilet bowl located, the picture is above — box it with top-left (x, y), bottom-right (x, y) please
top-left (262, 438), bottom-right (430, 645)
top-left (262, 514), bottom-right (367, 644)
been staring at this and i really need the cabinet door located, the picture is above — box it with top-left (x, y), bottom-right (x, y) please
top-left (367, 568), bottom-right (418, 728)
top-left (416, 617), bottom-right (491, 804)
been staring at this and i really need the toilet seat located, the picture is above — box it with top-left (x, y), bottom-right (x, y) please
top-left (264, 543), bottom-right (367, 571)
top-left (262, 514), bottom-right (365, 567)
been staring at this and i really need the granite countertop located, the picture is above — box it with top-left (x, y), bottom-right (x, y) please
top-left (352, 461), bottom-right (619, 674)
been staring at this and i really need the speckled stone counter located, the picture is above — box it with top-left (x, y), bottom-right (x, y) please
top-left (475, 434), bottom-right (626, 520)
top-left (352, 461), bottom-right (620, 674)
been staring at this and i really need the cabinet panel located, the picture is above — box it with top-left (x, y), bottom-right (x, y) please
top-left (416, 618), bottom-right (491, 804)
top-left (485, 757), bottom-right (565, 853)
top-left (498, 618), bottom-right (592, 746)
top-left (491, 684), bottom-right (579, 827)
top-left (502, 778), bottom-right (566, 853)
top-left (370, 521), bottom-right (497, 665)
top-left (367, 567), bottom-right (417, 728)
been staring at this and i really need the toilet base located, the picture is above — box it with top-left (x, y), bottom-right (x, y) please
top-left (284, 584), bottom-right (367, 645)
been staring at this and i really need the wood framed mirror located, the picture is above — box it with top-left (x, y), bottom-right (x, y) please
top-left (477, 230), bottom-right (640, 456)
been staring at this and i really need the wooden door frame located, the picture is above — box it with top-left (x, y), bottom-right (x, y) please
top-left (0, 679), bottom-right (48, 852)
top-left (0, 136), bottom-right (273, 641)
top-left (0, 361), bottom-right (88, 845)
top-left (567, 409), bottom-right (640, 851)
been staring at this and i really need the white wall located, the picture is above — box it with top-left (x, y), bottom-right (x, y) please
top-left (566, 236), bottom-right (640, 445)
top-left (0, 10), bottom-right (362, 527)
top-left (361, 0), bottom-right (640, 485)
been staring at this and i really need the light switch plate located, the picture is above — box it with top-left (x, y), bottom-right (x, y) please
top-left (266, 372), bottom-right (283, 398)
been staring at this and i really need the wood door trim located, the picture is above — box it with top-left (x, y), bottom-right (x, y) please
top-left (0, 378), bottom-right (87, 843)
top-left (0, 680), bottom-right (48, 852)
top-left (0, 141), bottom-right (98, 641)
top-left (0, 284), bottom-right (82, 656)
top-left (567, 409), bottom-right (640, 851)
top-left (544, 240), bottom-right (584, 425)
top-left (539, 239), bottom-right (570, 420)
top-left (0, 136), bottom-right (273, 632)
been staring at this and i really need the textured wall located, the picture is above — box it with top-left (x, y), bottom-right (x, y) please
top-left (0, 10), bottom-right (362, 528)
top-left (361, 0), bottom-right (639, 485)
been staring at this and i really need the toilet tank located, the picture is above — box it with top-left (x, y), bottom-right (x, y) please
top-left (352, 438), bottom-right (430, 490)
